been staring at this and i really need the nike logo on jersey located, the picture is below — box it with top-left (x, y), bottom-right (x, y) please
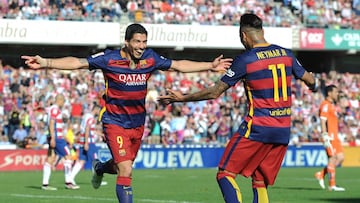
top-left (225, 69), bottom-right (235, 77)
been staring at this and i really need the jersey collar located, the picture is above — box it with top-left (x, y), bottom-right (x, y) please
top-left (253, 43), bottom-right (271, 48)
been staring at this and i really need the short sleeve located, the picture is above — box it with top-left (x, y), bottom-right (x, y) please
top-left (291, 57), bottom-right (306, 80)
top-left (49, 108), bottom-right (60, 119)
top-left (320, 103), bottom-right (329, 120)
top-left (150, 49), bottom-right (172, 71)
top-left (87, 50), bottom-right (111, 71)
top-left (221, 55), bottom-right (246, 87)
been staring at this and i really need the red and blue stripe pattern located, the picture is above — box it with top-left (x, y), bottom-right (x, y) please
top-left (87, 48), bottom-right (172, 128)
top-left (221, 44), bottom-right (306, 144)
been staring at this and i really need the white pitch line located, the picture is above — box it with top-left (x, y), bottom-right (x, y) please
top-left (10, 193), bottom-right (203, 203)
top-left (138, 199), bottom-right (202, 203)
top-left (276, 177), bottom-right (360, 182)
top-left (11, 194), bottom-right (114, 201)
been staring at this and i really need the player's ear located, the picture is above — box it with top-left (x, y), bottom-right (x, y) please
top-left (240, 31), bottom-right (246, 43)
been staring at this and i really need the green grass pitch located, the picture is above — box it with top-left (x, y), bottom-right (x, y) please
top-left (0, 167), bottom-right (359, 203)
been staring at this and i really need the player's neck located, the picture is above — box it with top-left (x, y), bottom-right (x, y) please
top-left (326, 97), bottom-right (334, 103)
top-left (251, 35), bottom-right (267, 47)
top-left (121, 47), bottom-right (139, 69)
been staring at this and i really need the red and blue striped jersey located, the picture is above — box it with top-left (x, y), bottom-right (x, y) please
top-left (87, 48), bottom-right (172, 128)
top-left (221, 44), bottom-right (306, 144)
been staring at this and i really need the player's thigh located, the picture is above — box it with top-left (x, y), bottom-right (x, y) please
top-left (54, 139), bottom-right (71, 157)
top-left (130, 125), bottom-right (145, 159)
top-left (103, 124), bottom-right (143, 163)
top-left (254, 144), bottom-right (287, 185)
top-left (78, 147), bottom-right (88, 161)
top-left (326, 140), bottom-right (343, 157)
top-left (219, 135), bottom-right (267, 176)
top-left (85, 144), bottom-right (98, 162)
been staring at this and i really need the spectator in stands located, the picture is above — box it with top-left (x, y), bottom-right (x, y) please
top-left (1, 0), bottom-right (359, 29)
top-left (169, 106), bottom-right (187, 143)
top-left (12, 124), bottom-right (28, 148)
top-left (193, 113), bottom-right (207, 142)
top-left (8, 105), bottom-right (20, 143)
top-left (290, 119), bottom-right (306, 146)
top-left (20, 107), bottom-right (31, 134)
top-left (35, 121), bottom-right (48, 148)
top-left (216, 117), bottom-right (230, 146)
top-left (182, 118), bottom-right (196, 144)
top-left (207, 114), bottom-right (219, 144)
top-left (0, 124), bottom-right (9, 143)
top-left (160, 113), bottom-right (172, 141)
top-left (148, 111), bottom-right (163, 145)
top-left (70, 95), bottom-right (83, 124)
top-left (110, 0), bottom-right (123, 19)
top-left (127, 0), bottom-right (138, 21)
top-left (161, 128), bottom-right (177, 147)
top-left (24, 127), bottom-right (42, 149)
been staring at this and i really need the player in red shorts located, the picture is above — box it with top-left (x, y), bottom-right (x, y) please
top-left (158, 13), bottom-right (318, 202)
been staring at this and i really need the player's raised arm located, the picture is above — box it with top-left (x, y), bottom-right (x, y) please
top-left (21, 55), bottom-right (89, 70)
top-left (169, 54), bottom-right (232, 73)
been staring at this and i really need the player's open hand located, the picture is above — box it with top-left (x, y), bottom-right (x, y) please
top-left (211, 54), bottom-right (232, 72)
top-left (157, 89), bottom-right (184, 105)
top-left (21, 55), bottom-right (47, 69)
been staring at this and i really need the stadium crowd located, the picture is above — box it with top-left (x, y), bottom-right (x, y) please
top-left (0, 58), bottom-right (359, 148)
top-left (0, 0), bottom-right (359, 29)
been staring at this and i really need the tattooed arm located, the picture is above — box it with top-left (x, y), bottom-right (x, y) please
top-left (21, 55), bottom-right (89, 70)
top-left (158, 80), bottom-right (230, 105)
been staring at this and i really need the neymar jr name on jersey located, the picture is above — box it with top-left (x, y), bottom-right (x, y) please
top-left (256, 48), bottom-right (287, 60)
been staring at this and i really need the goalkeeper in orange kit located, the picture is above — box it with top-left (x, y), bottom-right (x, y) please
top-left (315, 84), bottom-right (345, 191)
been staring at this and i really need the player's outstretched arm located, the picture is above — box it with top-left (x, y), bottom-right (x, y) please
top-left (158, 80), bottom-right (229, 105)
top-left (21, 55), bottom-right (89, 70)
top-left (169, 54), bottom-right (232, 73)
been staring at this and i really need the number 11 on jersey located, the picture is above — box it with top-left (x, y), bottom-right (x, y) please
top-left (268, 63), bottom-right (287, 102)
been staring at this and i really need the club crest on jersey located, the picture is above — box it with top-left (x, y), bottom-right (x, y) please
top-left (139, 60), bottom-right (148, 69)
top-left (119, 149), bottom-right (126, 156)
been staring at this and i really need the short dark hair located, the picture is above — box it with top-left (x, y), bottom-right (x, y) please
top-left (325, 84), bottom-right (337, 96)
top-left (240, 13), bottom-right (263, 30)
top-left (125, 23), bottom-right (148, 41)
